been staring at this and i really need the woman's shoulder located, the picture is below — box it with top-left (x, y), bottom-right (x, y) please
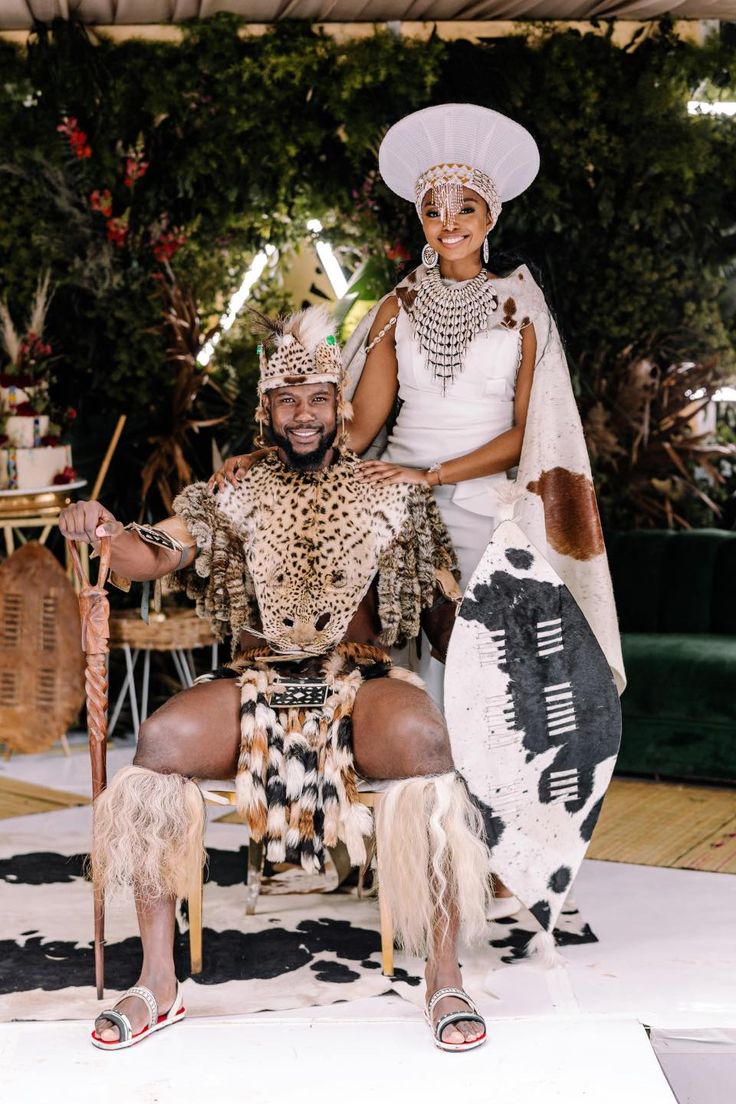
top-left (365, 289), bottom-right (402, 343)
top-left (374, 291), bottom-right (401, 323)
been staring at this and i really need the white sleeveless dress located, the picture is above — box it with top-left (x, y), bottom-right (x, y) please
top-left (381, 293), bottom-right (522, 699)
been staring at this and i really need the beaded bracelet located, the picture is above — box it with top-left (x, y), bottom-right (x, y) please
top-left (365, 314), bottom-right (398, 355)
top-left (427, 461), bottom-right (443, 486)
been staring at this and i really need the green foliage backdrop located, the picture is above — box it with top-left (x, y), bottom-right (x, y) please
top-left (0, 17), bottom-right (735, 527)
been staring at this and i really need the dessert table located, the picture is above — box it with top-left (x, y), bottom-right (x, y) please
top-left (0, 480), bottom-right (88, 577)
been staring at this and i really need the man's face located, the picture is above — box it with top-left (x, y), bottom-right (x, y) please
top-left (265, 381), bottom-right (338, 469)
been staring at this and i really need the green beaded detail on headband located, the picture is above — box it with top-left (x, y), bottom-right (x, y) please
top-left (256, 343), bottom-right (263, 355)
top-left (325, 334), bottom-right (336, 346)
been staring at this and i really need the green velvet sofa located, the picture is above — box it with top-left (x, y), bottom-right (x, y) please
top-left (605, 529), bottom-right (736, 783)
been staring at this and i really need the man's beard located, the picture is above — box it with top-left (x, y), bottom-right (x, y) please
top-left (269, 422), bottom-right (337, 470)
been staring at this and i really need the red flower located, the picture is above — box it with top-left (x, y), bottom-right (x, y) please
top-left (106, 217), bottom-right (129, 247)
top-left (386, 240), bottom-right (411, 262)
top-left (0, 372), bottom-right (33, 388)
top-left (152, 228), bottom-right (187, 262)
top-left (56, 116), bottom-right (79, 136)
top-left (18, 333), bottom-right (52, 361)
top-left (124, 157), bottom-right (149, 188)
top-left (13, 402), bottom-right (38, 416)
top-left (53, 466), bottom-right (78, 485)
top-left (57, 115), bottom-right (92, 159)
top-left (66, 407), bottom-right (77, 421)
top-left (40, 434), bottom-right (60, 447)
top-left (90, 189), bottom-right (113, 217)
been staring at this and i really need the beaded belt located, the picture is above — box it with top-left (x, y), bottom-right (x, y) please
top-left (233, 642), bottom-right (391, 707)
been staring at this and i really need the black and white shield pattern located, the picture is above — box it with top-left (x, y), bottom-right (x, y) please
top-left (444, 519), bottom-right (621, 936)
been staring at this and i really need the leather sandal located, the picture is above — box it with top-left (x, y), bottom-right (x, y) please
top-left (91, 982), bottom-right (185, 1050)
top-left (425, 986), bottom-right (487, 1052)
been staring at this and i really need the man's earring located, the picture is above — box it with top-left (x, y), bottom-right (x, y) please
top-left (422, 243), bottom-right (438, 269)
top-left (482, 235), bottom-right (490, 265)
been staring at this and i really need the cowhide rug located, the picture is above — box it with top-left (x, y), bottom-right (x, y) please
top-left (0, 804), bottom-right (596, 1022)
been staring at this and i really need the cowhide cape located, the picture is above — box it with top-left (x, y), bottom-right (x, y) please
top-left (342, 262), bottom-right (625, 695)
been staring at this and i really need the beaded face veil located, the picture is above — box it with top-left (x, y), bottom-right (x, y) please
top-left (414, 163), bottom-right (503, 229)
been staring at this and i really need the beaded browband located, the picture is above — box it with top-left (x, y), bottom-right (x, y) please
top-left (414, 163), bottom-right (502, 228)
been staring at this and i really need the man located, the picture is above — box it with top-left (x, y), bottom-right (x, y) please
top-left (60, 306), bottom-right (492, 1053)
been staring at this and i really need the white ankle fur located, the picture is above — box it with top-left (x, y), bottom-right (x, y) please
top-left (374, 771), bottom-right (492, 956)
top-left (92, 766), bottom-right (205, 902)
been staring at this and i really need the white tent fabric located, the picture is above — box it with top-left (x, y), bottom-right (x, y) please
top-left (0, 0), bottom-right (734, 30)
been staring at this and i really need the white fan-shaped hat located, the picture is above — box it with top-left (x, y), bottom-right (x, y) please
top-left (379, 103), bottom-right (540, 210)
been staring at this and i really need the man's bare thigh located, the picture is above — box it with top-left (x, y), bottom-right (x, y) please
top-left (134, 677), bottom-right (242, 779)
top-left (134, 672), bottom-right (453, 784)
top-left (352, 677), bottom-right (453, 780)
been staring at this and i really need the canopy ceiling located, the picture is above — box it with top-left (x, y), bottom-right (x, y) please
top-left (0, 1), bottom-right (734, 29)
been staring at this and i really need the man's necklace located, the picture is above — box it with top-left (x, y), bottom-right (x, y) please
top-left (405, 267), bottom-right (499, 391)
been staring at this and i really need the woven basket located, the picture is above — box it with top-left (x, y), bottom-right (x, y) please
top-left (109, 608), bottom-right (217, 651)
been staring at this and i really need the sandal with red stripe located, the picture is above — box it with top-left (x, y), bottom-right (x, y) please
top-left (425, 986), bottom-right (487, 1052)
top-left (91, 982), bottom-right (185, 1050)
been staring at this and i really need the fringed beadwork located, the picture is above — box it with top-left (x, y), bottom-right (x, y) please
top-left (414, 163), bottom-right (503, 228)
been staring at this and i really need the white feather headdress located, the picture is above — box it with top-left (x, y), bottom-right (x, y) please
top-left (255, 305), bottom-right (342, 394)
top-left (253, 305), bottom-right (352, 447)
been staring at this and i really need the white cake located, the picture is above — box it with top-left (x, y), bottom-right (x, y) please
top-left (5, 413), bottom-right (50, 448)
top-left (0, 382), bottom-right (73, 490)
top-left (0, 444), bottom-right (72, 490)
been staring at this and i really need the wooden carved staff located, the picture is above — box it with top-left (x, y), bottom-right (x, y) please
top-left (68, 535), bottom-right (111, 1000)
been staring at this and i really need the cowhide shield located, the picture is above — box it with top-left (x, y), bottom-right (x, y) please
top-left (0, 542), bottom-right (85, 753)
top-left (444, 518), bottom-right (621, 937)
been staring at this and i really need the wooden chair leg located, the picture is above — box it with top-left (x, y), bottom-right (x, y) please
top-left (189, 855), bottom-right (204, 976)
top-left (369, 794), bottom-right (395, 977)
top-left (244, 839), bottom-right (264, 915)
top-left (357, 834), bottom-right (376, 899)
top-left (377, 879), bottom-right (395, 977)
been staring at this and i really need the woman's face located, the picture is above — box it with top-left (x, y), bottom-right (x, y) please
top-left (420, 186), bottom-right (493, 264)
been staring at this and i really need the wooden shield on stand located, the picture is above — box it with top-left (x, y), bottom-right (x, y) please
top-left (444, 517), bottom-right (621, 940)
top-left (0, 542), bottom-right (85, 753)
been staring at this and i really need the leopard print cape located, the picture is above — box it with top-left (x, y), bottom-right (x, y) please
top-left (170, 449), bottom-right (457, 657)
top-left (170, 451), bottom-right (456, 868)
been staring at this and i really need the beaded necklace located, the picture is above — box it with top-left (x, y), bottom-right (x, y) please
top-left (406, 267), bottom-right (499, 390)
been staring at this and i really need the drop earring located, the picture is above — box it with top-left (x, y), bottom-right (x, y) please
top-left (422, 243), bottom-right (438, 270)
top-left (482, 235), bottom-right (490, 265)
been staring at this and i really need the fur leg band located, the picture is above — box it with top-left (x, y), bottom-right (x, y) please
top-left (92, 765), bottom-right (205, 902)
top-left (374, 771), bottom-right (492, 957)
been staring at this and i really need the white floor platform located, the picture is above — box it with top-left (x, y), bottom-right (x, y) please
top-left (1, 1015), bottom-right (675, 1104)
top-left (2, 740), bottom-right (735, 1103)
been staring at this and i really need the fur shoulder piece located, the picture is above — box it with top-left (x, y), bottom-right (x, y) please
top-left (168, 481), bottom-right (257, 653)
top-left (488, 264), bottom-right (549, 333)
top-left (376, 484), bottom-right (458, 648)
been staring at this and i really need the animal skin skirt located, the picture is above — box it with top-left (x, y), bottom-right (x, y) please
top-left (198, 643), bottom-right (421, 872)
